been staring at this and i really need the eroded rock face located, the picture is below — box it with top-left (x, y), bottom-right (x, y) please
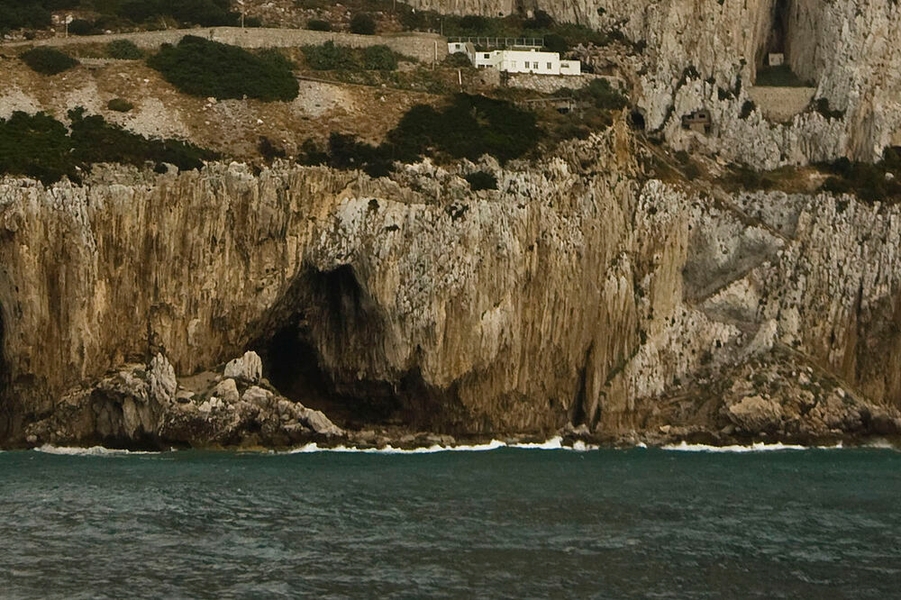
top-left (1, 124), bottom-right (900, 447)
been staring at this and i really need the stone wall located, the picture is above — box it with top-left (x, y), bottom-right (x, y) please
top-left (16, 27), bottom-right (448, 63)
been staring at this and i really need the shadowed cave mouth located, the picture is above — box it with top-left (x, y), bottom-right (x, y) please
top-left (256, 265), bottom-right (449, 431)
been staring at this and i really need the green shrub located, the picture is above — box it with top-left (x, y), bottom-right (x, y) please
top-left (816, 157), bottom-right (901, 203)
top-left (464, 170), bottom-right (497, 191)
top-left (362, 45), bottom-right (398, 71)
top-left (0, 109), bottom-right (217, 184)
top-left (303, 40), bottom-right (360, 70)
top-left (543, 33), bottom-right (568, 54)
top-left (578, 78), bottom-right (627, 110)
top-left (117, 0), bottom-right (238, 27)
top-left (258, 136), bottom-right (286, 162)
top-left (68, 107), bottom-right (217, 172)
top-left (0, 0), bottom-right (53, 32)
top-left (106, 39), bottom-right (143, 59)
top-left (67, 18), bottom-right (95, 35)
top-left (350, 13), bottom-right (376, 35)
top-left (306, 19), bottom-right (331, 31)
top-left (0, 111), bottom-right (76, 184)
top-left (147, 36), bottom-right (298, 101)
top-left (302, 42), bottom-right (400, 71)
top-left (20, 47), bottom-right (79, 75)
top-left (386, 93), bottom-right (539, 164)
top-left (444, 52), bottom-right (472, 68)
top-left (107, 98), bottom-right (134, 112)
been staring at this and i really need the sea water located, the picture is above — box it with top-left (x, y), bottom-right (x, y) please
top-left (1, 443), bottom-right (899, 599)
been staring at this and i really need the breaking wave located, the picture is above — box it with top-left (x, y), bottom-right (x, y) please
top-left (286, 436), bottom-right (599, 454)
top-left (34, 445), bottom-right (160, 456)
top-left (663, 441), bottom-right (822, 453)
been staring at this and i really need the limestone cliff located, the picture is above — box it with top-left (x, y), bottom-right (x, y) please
top-left (1, 123), bottom-right (899, 447)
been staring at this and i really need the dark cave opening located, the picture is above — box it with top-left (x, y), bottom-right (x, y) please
top-left (629, 109), bottom-right (646, 131)
top-left (254, 265), bottom-right (462, 431)
top-left (256, 265), bottom-right (404, 429)
top-left (768, 0), bottom-right (790, 57)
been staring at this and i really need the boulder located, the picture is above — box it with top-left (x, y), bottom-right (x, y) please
top-left (224, 351), bottom-right (263, 383)
top-left (727, 395), bottom-right (784, 433)
top-left (299, 407), bottom-right (343, 436)
top-left (241, 386), bottom-right (272, 409)
top-left (213, 378), bottom-right (240, 404)
top-left (148, 353), bottom-right (177, 404)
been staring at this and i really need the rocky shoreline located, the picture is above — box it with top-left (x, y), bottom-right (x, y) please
top-left (11, 350), bottom-right (900, 453)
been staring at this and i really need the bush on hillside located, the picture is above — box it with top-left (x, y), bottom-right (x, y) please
top-left (117, 0), bottom-right (238, 27)
top-left (67, 18), bottom-right (95, 35)
top-left (106, 39), bottom-right (143, 59)
top-left (20, 47), bottom-right (79, 75)
top-left (147, 36), bottom-right (298, 101)
top-left (362, 45), bottom-right (398, 71)
top-left (0, 109), bottom-right (217, 184)
top-left (464, 170), bottom-right (497, 191)
top-left (0, 0), bottom-right (57, 32)
top-left (350, 13), bottom-right (376, 35)
top-left (0, 111), bottom-right (76, 183)
top-left (306, 19), bottom-right (331, 31)
top-left (107, 98), bottom-right (134, 112)
top-left (302, 41), bottom-right (401, 71)
top-left (386, 94), bottom-right (539, 164)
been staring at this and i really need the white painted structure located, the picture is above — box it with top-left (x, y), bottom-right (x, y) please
top-left (447, 42), bottom-right (581, 76)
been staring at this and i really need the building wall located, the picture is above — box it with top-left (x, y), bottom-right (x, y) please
top-left (453, 47), bottom-right (581, 75)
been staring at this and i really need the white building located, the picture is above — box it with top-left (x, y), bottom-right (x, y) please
top-left (447, 42), bottom-right (581, 76)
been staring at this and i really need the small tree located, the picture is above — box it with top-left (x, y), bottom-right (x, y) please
top-left (350, 13), bottom-right (376, 35)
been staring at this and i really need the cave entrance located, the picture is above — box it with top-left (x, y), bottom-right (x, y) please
top-left (764, 0), bottom-right (790, 65)
top-left (629, 109), bottom-right (646, 131)
top-left (254, 265), bottom-right (404, 429)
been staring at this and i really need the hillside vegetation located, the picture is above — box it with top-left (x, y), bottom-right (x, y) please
top-left (0, 109), bottom-right (217, 184)
top-left (147, 36), bottom-right (299, 101)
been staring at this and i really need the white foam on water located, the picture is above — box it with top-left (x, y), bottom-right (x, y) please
top-left (34, 444), bottom-right (159, 456)
top-left (662, 441), bottom-right (808, 453)
top-left (286, 436), bottom-right (599, 454)
top-left (864, 439), bottom-right (900, 450)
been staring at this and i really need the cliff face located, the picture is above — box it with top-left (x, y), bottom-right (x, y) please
top-left (410, 0), bottom-right (901, 167)
top-left (1, 124), bottom-right (900, 446)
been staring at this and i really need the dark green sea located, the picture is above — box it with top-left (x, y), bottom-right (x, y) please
top-left (1, 441), bottom-right (899, 599)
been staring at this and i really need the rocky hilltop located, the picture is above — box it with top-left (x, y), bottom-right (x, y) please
top-left (1, 121), bottom-right (899, 448)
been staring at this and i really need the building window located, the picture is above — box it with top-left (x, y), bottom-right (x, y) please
top-left (533, 62), bottom-right (539, 69)
top-left (510, 61), bottom-right (515, 68)
top-left (547, 62), bottom-right (552, 70)
top-left (484, 53), bottom-right (490, 59)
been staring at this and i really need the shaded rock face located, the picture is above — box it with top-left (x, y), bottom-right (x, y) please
top-left (1, 125), bottom-right (901, 447)
top-left (409, 0), bottom-right (901, 166)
